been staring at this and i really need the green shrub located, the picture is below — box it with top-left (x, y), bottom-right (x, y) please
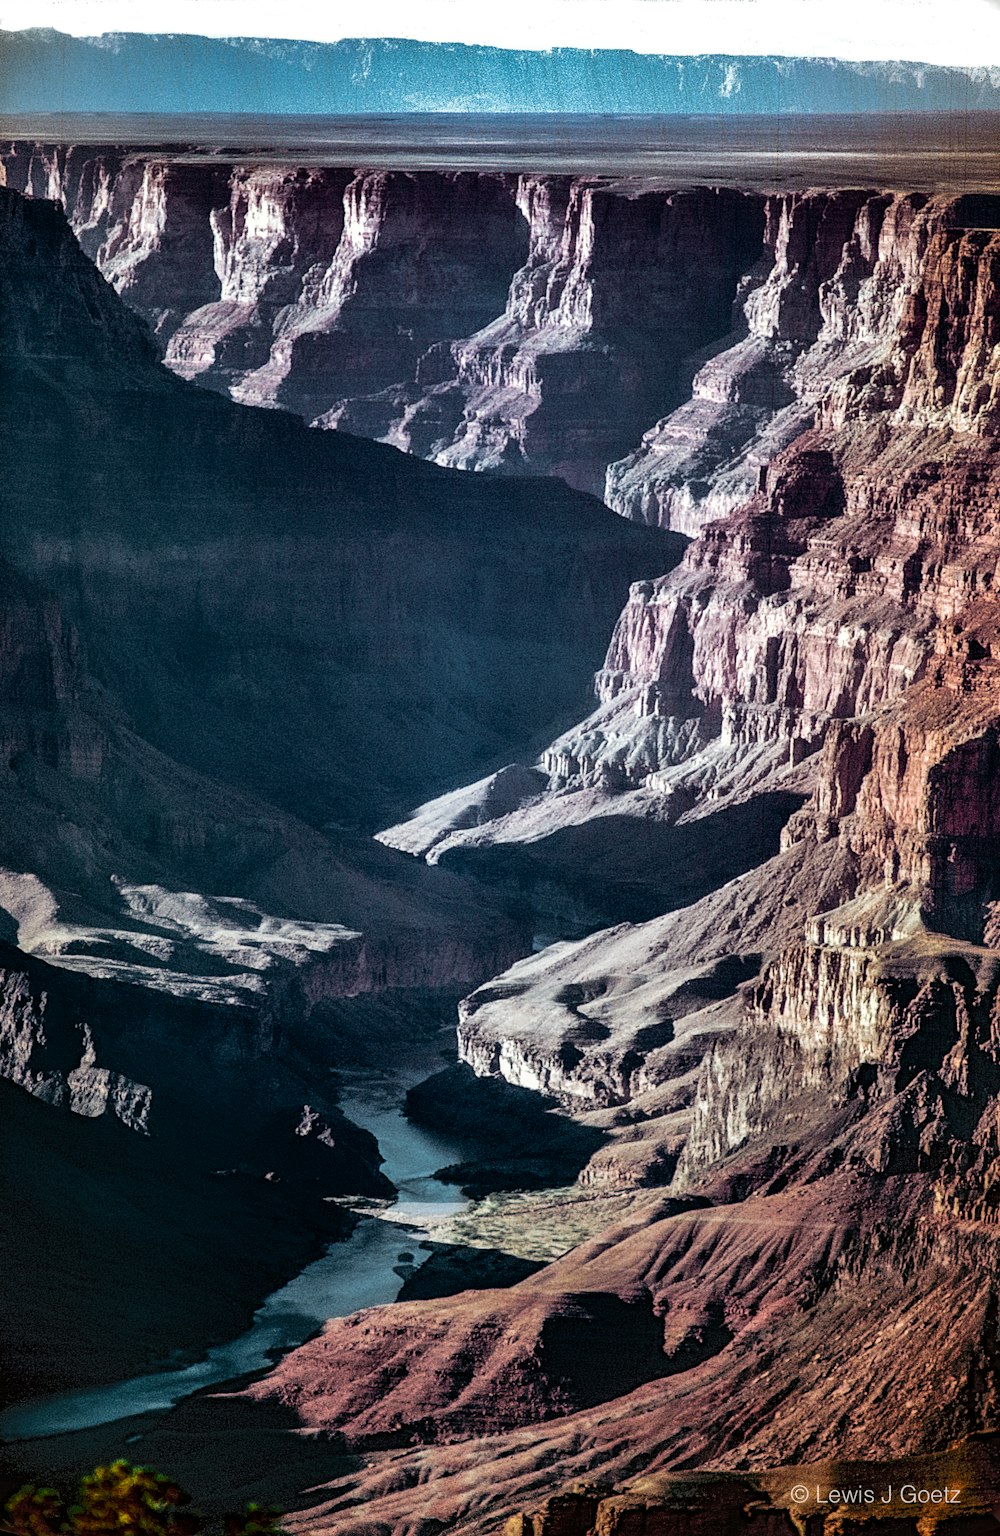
top-left (1, 1462), bottom-right (284, 1535)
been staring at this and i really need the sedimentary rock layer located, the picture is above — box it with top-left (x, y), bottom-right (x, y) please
top-left (498, 1435), bottom-right (1000, 1536)
top-left (0, 182), bottom-right (672, 1404)
top-left (8, 152), bottom-right (996, 526)
top-left (1, 149), bottom-right (765, 493)
top-left (11, 157), bottom-right (1000, 1536)
top-left (0, 184), bottom-right (665, 920)
top-left (237, 192), bottom-right (1000, 1532)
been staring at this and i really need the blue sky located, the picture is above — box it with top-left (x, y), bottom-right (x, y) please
top-left (2, 0), bottom-right (1000, 66)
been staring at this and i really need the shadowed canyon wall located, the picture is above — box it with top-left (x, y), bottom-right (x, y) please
top-left (0, 180), bottom-right (671, 1403)
top-left (6, 148), bottom-right (990, 526)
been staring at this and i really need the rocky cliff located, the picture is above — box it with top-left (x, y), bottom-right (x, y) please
top-left (10, 154), bottom-right (1000, 1534)
top-left (9, 152), bottom-right (1000, 527)
top-left (0, 149), bottom-right (537, 437)
top-left (227, 187), bottom-right (1000, 1532)
top-left (0, 180), bottom-right (668, 835)
top-left (0, 149), bottom-right (940, 510)
top-left (2, 149), bottom-right (768, 495)
top-left (399, 182), bottom-right (764, 494)
top-left (8, 34), bottom-right (1000, 115)
top-left (4, 151), bottom-right (984, 520)
top-left (385, 193), bottom-right (1000, 1012)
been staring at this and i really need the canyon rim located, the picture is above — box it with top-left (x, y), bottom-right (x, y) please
top-left (5, 5), bottom-right (1000, 1533)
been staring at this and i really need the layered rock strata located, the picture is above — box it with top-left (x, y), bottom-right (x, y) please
top-left (1, 182), bottom-right (668, 835)
top-left (0, 183), bottom-right (665, 987)
top-left (0, 148), bottom-right (537, 429)
top-left (234, 195), bottom-right (1000, 1532)
top-left (499, 1434), bottom-right (1000, 1536)
top-left (0, 183), bottom-right (671, 1403)
top-left (391, 181), bottom-right (765, 494)
top-left (11, 157), bottom-right (1000, 1535)
top-left (7, 150), bottom-right (992, 528)
top-left (386, 193), bottom-right (1000, 1091)
top-left (2, 148), bottom-right (768, 495)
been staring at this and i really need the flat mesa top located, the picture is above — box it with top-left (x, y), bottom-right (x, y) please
top-left (3, 111), bottom-right (1000, 189)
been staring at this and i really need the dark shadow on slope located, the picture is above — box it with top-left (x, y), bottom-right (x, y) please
top-left (537, 1291), bottom-right (668, 1408)
top-left (308, 988), bottom-right (464, 1076)
top-left (0, 1390), bottom-right (361, 1522)
top-left (397, 1243), bottom-right (545, 1300)
top-left (405, 1063), bottom-right (608, 1195)
top-left (0, 188), bottom-right (680, 838)
top-left (0, 1074), bottom-right (354, 1410)
top-left (436, 791), bottom-right (807, 931)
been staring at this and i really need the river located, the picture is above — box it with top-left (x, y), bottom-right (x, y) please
top-left (0, 1077), bottom-right (468, 1442)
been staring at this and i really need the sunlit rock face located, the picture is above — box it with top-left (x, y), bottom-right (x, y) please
top-left (5, 148), bottom-right (768, 494)
top-left (381, 193), bottom-right (1000, 919)
top-left (0, 176), bottom-right (680, 1406)
top-left (0, 182), bottom-right (666, 834)
top-left (411, 182), bottom-right (765, 494)
top-left (1, 149), bottom-right (534, 424)
top-left (301, 189), bottom-right (1000, 1526)
top-left (391, 193), bottom-right (1000, 1107)
top-left (0, 182), bottom-right (677, 1217)
top-left (8, 150), bottom-right (1000, 531)
top-left (218, 169), bottom-right (531, 424)
top-left (603, 190), bottom-right (942, 535)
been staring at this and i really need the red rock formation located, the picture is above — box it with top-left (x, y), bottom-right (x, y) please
top-left (13, 150), bottom-right (1000, 525)
top-left (498, 1435), bottom-right (1000, 1536)
top-left (239, 191), bottom-right (1000, 1533)
top-left (604, 191), bottom-right (970, 535)
top-left (168, 166), bottom-right (354, 385)
top-left (423, 181), bottom-right (765, 493)
top-left (0, 179), bottom-right (680, 1423)
top-left (0, 146), bottom-right (533, 421)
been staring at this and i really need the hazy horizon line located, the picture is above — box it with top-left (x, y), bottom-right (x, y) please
top-left (0, 24), bottom-right (973, 74)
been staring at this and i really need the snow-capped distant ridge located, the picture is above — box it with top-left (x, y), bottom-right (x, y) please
top-left (4, 29), bottom-right (1000, 113)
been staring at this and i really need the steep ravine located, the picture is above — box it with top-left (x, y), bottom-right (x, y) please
top-left (0, 182), bottom-right (665, 1424)
top-left (0, 182), bottom-right (668, 980)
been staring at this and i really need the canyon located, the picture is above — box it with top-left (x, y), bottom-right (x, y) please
top-left (0, 145), bottom-right (768, 496)
top-left (4, 132), bottom-right (1000, 1536)
top-left (0, 179), bottom-right (662, 1408)
top-left (247, 184), bottom-right (1000, 1526)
